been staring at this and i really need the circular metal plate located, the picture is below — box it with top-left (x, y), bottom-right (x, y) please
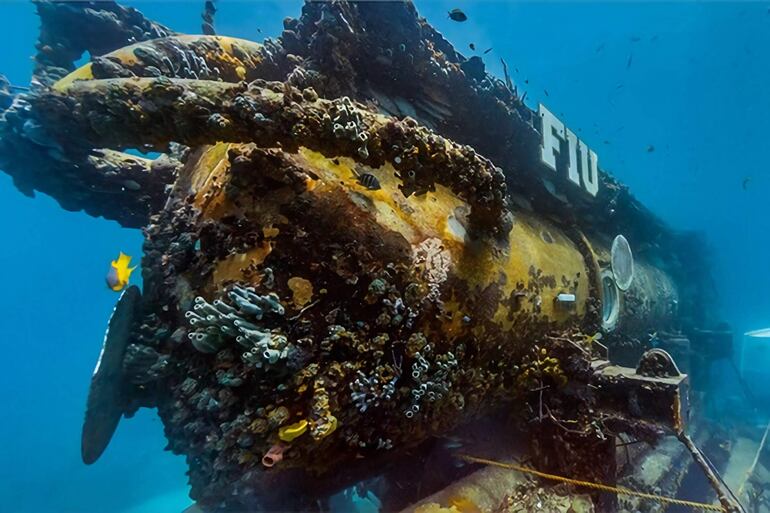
top-left (611, 234), bottom-right (634, 292)
top-left (81, 285), bottom-right (140, 464)
top-left (600, 269), bottom-right (620, 331)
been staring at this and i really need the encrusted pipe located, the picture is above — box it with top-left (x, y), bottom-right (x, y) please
top-left (34, 78), bottom-right (512, 238)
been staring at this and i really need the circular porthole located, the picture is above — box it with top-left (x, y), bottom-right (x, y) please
top-left (611, 234), bottom-right (634, 291)
top-left (601, 269), bottom-right (620, 331)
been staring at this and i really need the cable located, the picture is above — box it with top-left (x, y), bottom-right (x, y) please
top-left (458, 454), bottom-right (726, 512)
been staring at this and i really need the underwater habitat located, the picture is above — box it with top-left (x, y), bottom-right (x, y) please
top-left (3, 1), bottom-right (770, 512)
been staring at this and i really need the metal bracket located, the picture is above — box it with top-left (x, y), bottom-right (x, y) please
top-left (592, 349), bottom-right (689, 434)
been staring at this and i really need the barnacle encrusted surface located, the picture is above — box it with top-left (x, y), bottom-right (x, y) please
top-left (134, 141), bottom-right (607, 511)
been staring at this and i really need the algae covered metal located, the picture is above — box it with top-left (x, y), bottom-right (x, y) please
top-left (0, 1), bottom-right (724, 512)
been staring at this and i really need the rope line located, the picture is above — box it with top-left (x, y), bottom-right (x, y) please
top-left (459, 454), bottom-right (726, 512)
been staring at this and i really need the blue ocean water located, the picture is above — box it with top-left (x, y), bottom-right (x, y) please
top-left (0, 1), bottom-right (768, 512)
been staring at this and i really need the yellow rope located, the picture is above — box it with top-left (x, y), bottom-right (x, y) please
top-left (459, 454), bottom-right (726, 512)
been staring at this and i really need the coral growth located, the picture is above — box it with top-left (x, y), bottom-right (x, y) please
top-left (185, 286), bottom-right (292, 369)
top-left (404, 347), bottom-right (458, 419)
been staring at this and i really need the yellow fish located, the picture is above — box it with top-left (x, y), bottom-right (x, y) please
top-left (106, 252), bottom-right (136, 292)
